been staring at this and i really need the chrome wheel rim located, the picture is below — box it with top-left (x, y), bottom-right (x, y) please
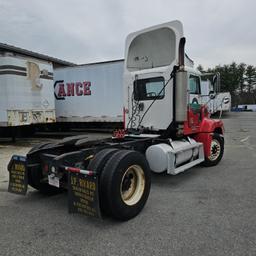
top-left (120, 165), bottom-right (145, 206)
top-left (209, 139), bottom-right (221, 161)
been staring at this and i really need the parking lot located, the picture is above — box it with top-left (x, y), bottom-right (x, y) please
top-left (0, 112), bottom-right (256, 256)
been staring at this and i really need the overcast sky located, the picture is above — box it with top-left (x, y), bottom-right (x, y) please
top-left (0, 0), bottom-right (255, 68)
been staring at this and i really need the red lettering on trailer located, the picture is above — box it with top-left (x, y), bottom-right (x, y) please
top-left (67, 83), bottom-right (75, 96)
top-left (55, 81), bottom-right (92, 99)
top-left (58, 83), bottom-right (66, 97)
top-left (76, 82), bottom-right (83, 96)
top-left (83, 82), bottom-right (91, 95)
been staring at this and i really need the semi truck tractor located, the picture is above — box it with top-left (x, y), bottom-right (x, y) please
top-left (8, 20), bottom-right (224, 221)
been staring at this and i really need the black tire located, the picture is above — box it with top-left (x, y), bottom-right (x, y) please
top-left (202, 133), bottom-right (224, 167)
top-left (87, 148), bottom-right (119, 216)
top-left (100, 150), bottom-right (151, 221)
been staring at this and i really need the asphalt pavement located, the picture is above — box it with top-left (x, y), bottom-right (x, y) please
top-left (0, 112), bottom-right (256, 256)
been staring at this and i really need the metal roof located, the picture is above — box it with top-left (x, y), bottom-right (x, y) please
top-left (76, 59), bottom-right (124, 66)
top-left (54, 58), bottom-right (124, 70)
top-left (0, 42), bottom-right (76, 66)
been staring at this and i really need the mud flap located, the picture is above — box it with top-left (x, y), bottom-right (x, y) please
top-left (68, 171), bottom-right (101, 218)
top-left (8, 155), bottom-right (28, 195)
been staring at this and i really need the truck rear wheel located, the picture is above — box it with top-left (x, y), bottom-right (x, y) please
top-left (87, 148), bottom-right (119, 215)
top-left (202, 133), bottom-right (224, 167)
top-left (100, 150), bottom-right (151, 221)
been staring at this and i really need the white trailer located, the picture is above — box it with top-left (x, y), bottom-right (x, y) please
top-left (0, 54), bottom-right (55, 127)
top-left (54, 60), bottom-right (124, 124)
top-left (237, 104), bottom-right (256, 111)
top-left (215, 92), bottom-right (231, 112)
top-left (200, 76), bottom-right (231, 115)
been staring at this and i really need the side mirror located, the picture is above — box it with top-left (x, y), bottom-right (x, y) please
top-left (209, 91), bottom-right (216, 99)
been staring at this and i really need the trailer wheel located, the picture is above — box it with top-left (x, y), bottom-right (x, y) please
top-left (87, 148), bottom-right (119, 215)
top-left (202, 133), bottom-right (224, 167)
top-left (100, 150), bottom-right (151, 221)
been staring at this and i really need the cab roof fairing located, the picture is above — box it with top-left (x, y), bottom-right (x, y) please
top-left (124, 20), bottom-right (184, 72)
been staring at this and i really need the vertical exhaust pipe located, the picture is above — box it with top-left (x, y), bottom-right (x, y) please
top-left (178, 37), bottom-right (186, 69)
top-left (175, 37), bottom-right (188, 123)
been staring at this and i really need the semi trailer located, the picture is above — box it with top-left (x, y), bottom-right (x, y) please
top-left (0, 53), bottom-right (56, 130)
top-left (201, 73), bottom-right (231, 115)
top-left (8, 20), bottom-right (224, 221)
top-left (54, 60), bottom-right (124, 124)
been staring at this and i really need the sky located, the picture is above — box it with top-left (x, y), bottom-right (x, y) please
top-left (0, 0), bottom-right (255, 68)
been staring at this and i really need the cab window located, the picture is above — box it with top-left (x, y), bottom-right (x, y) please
top-left (134, 77), bottom-right (165, 101)
top-left (189, 75), bottom-right (201, 94)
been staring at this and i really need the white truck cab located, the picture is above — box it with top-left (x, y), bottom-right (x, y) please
top-left (123, 20), bottom-right (207, 131)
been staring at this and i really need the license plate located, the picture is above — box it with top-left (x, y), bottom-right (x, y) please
top-left (48, 174), bottom-right (60, 188)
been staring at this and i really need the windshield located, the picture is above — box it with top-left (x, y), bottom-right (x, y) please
top-left (189, 75), bottom-right (201, 94)
top-left (133, 77), bottom-right (165, 101)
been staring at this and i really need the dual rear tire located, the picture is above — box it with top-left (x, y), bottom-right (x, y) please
top-left (88, 149), bottom-right (151, 221)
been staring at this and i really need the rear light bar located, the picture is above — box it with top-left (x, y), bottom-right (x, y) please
top-left (64, 166), bottom-right (95, 176)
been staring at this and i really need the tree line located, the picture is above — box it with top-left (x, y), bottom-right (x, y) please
top-left (197, 62), bottom-right (256, 105)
